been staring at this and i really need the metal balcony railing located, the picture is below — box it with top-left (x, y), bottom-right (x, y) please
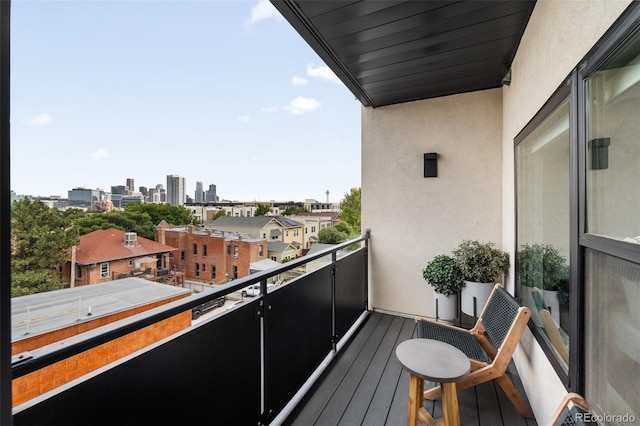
top-left (11, 232), bottom-right (370, 426)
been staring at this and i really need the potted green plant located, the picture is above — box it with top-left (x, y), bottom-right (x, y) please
top-left (422, 254), bottom-right (464, 321)
top-left (452, 240), bottom-right (510, 315)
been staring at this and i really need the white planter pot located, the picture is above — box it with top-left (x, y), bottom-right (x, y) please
top-left (461, 280), bottom-right (494, 316)
top-left (543, 289), bottom-right (560, 324)
top-left (434, 292), bottom-right (457, 321)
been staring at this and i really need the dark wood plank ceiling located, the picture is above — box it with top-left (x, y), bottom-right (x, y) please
top-left (272, 0), bottom-right (536, 107)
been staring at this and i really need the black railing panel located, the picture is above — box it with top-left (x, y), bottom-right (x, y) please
top-left (14, 299), bottom-right (262, 426)
top-left (264, 266), bottom-right (333, 423)
top-left (335, 248), bottom-right (367, 342)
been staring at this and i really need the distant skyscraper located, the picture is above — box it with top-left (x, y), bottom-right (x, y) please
top-left (126, 178), bottom-right (135, 193)
top-left (205, 184), bottom-right (217, 202)
top-left (195, 181), bottom-right (205, 203)
top-left (166, 175), bottom-right (186, 206)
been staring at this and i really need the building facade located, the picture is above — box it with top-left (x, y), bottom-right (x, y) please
top-left (156, 223), bottom-right (268, 284)
top-left (166, 174), bottom-right (186, 206)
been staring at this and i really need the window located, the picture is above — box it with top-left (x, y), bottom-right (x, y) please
top-left (312, 226), bottom-right (316, 232)
top-left (581, 20), bottom-right (640, 421)
top-left (128, 260), bottom-right (134, 267)
top-left (305, 227), bottom-right (308, 234)
top-left (203, 244), bottom-right (207, 256)
top-left (75, 264), bottom-right (82, 280)
top-left (294, 229), bottom-right (299, 236)
top-left (232, 265), bottom-right (238, 279)
top-left (100, 262), bottom-right (109, 278)
top-left (516, 94), bottom-right (571, 374)
top-left (513, 6), bottom-right (640, 416)
top-left (181, 251), bottom-right (185, 261)
top-left (195, 263), bottom-right (200, 276)
top-left (211, 266), bottom-right (216, 281)
top-left (193, 243), bottom-right (197, 255)
top-left (233, 246), bottom-right (238, 258)
top-left (259, 245), bottom-right (263, 256)
top-left (202, 264), bottom-right (206, 272)
top-left (227, 245), bottom-right (231, 255)
top-left (585, 28), bottom-right (640, 241)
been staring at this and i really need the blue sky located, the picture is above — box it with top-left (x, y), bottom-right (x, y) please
top-left (10, 0), bottom-right (361, 203)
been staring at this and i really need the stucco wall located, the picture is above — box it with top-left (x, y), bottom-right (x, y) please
top-left (502, 1), bottom-right (632, 424)
top-left (362, 88), bottom-right (503, 318)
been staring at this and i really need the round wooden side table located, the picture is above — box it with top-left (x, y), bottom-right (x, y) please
top-left (396, 338), bottom-right (470, 426)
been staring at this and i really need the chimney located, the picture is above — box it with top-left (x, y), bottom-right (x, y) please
top-left (326, 190), bottom-right (330, 203)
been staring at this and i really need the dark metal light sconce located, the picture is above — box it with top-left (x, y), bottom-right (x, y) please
top-left (590, 138), bottom-right (610, 170)
top-left (424, 153), bottom-right (438, 178)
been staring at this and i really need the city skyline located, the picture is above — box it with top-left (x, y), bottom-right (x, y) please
top-left (10, 0), bottom-right (361, 202)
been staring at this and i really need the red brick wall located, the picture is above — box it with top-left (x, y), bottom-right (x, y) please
top-left (12, 310), bottom-right (191, 407)
top-left (161, 228), bottom-right (267, 284)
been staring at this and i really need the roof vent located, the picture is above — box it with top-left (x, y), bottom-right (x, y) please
top-left (124, 232), bottom-right (137, 246)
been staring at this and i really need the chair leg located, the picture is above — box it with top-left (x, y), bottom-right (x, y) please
top-left (495, 374), bottom-right (535, 419)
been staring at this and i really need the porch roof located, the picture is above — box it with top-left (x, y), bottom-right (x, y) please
top-left (271, 0), bottom-right (536, 107)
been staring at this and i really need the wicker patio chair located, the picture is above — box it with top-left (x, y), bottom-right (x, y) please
top-left (547, 393), bottom-right (595, 426)
top-left (415, 283), bottom-right (534, 418)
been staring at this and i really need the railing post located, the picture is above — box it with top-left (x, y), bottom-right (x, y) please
top-left (331, 251), bottom-right (337, 351)
top-left (364, 229), bottom-right (370, 310)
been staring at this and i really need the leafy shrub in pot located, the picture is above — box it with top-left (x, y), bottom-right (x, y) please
top-left (422, 254), bottom-right (465, 296)
top-left (452, 240), bottom-right (510, 283)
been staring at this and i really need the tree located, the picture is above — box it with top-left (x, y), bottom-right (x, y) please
top-left (340, 187), bottom-right (361, 232)
top-left (318, 227), bottom-right (348, 244)
top-left (282, 206), bottom-right (308, 215)
top-left (72, 210), bottom-right (156, 239)
top-left (125, 203), bottom-right (199, 226)
top-left (254, 203), bottom-right (272, 216)
top-left (11, 199), bottom-right (79, 296)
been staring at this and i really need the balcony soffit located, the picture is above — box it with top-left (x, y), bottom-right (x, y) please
top-left (271, 0), bottom-right (536, 107)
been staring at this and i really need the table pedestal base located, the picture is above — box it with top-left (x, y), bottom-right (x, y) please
top-left (407, 375), bottom-right (460, 426)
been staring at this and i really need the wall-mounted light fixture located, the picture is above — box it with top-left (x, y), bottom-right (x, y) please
top-left (590, 138), bottom-right (610, 170)
top-left (424, 153), bottom-right (438, 178)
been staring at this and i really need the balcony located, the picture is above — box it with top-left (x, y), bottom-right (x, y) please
top-left (9, 234), bottom-right (536, 425)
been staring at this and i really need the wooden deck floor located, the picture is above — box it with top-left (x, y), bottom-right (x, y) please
top-left (283, 312), bottom-right (538, 426)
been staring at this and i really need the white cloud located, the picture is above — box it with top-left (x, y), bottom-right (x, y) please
top-left (306, 64), bottom-right (341, 84)
top-left (26, 112), bottom-right (53, 128)
top-left (248, 0), bottom-right (282, 25)
top-left (237, 115), bottom-right (250, 123)
top-left (90, 148), bottom-right (110, 160)
top-left (261, 105), bottom-right (278, 113)
top-left (284, 96), bottom-right (321, 115)
top-left (292, 75), bottom-right (308, 86)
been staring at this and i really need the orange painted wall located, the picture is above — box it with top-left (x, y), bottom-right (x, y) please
top-left (12, 310), bottom-right (191, 406)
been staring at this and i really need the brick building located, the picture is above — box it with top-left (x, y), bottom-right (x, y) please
top-left (156, 222), bottom-right (268, 284)
top-left (62, 228), bottom-right (177, 286)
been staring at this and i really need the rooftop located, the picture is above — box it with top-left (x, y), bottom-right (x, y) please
top-left (11, 279), bottom-right (191, 342)
top-left (70, 228), bottom-right (176, 265)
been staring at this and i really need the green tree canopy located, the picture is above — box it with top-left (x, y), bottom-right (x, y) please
top-left (340, 187), bottom-right (361, 232)
top-left (318, 227), bottom-right (349, 244)
top-left (72, 210), bottom-right (155, 239)
top-left (282, 206), bottom-right (308, 215)
top-left (126, 203), bottom-right (199, 226)
top-left (11, 199), bottom-right (79, 296)
top-left (254, 204), bottom-right (272, 216)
